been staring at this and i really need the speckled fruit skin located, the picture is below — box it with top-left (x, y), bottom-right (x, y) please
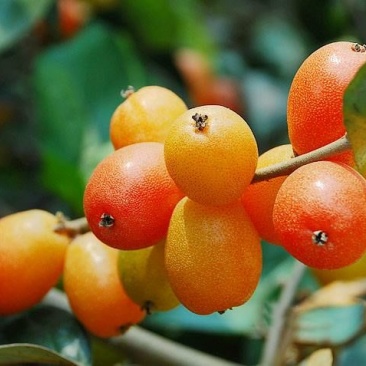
top-left (287, 41), bottom-right (366, 165)
top-left (0, 210), bottom-right (70, 315)
top-left (164, 105), bottom-right (258, 206)
top-left (118, 239), bottom-right (180, 313)
top-left (83, 142), bottom-right (184, 250)
top-left (242, 144), bottom-right (294, 245)
top-left (64, 232), bottom-right (145, 338)
top-left (165, 197), bottom-right (262, 315)
top-left (110, 85), bottom-right (187, 150)
top-left (273, 161), bottom-right (366, 270)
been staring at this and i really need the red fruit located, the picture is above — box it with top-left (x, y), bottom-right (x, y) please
top-left (287, 41), bottom-right (366, 165)
top-left (83, 142), bottom-right (184, 250)
top-left (273, 161), bottom-right (366, 269)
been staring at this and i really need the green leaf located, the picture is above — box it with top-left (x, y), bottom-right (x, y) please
top-left (32, 22), bottom-right (149, 213)
top-left (0, 304), bottom-right (92, 366)
top-left (0, 344), bottom-right (81, 366)
top-left (344, 62), bottom-right (366, 177)
top-left (120, 0), bottom-right (214, 55)
top-left (0, 0), bottom-right (53, 52)
top-left (294, 304), bottom-right (365, 346)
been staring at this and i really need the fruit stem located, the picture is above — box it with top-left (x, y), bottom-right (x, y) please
top-left (54, 213), bottom-right (90, 238)
top-left (260, 260), bottom-right (307, 366)
top-left (44, 289), bottom-right (241, 366)
top-left (252, 134), bottom-right (352, 183)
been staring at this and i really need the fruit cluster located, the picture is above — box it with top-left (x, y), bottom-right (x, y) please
top-left (1, 41), bottom-right (366, 338)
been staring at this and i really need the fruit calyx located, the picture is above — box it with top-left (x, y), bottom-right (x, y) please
top-left (142, 300), bottom-right (154, 315)
top-left (192, 113), bottom-right (208, 131)
top-left (99, 213), bottom-right (115, 228)
top-left (351, 43), bottom-right (366, 53)
top-left (312, 230), bottom-right (328, 246)
top-left (120, 85), bottom-right (135, 98)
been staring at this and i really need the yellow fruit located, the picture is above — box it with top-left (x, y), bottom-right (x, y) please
top-left (0, 210), bottom-right (70, 315)
top-left (312, 251), bottom-right (366, 286)
top-left (164, 105), bottom-right (258, 206)
top-left (118, 239), bottom-right (180, 313)
top-left (64, 232), bottom-right (145, 338)
top-left (110, 85), bottom-right (187, 149)
top-left (165, 197), bottom-right (262, 315)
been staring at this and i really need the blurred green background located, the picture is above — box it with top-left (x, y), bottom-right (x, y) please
top-left (1, 0), bottom-right (366, 365)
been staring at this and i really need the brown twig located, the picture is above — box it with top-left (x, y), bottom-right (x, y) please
top-left (251, 134), bottom-right (352, 183)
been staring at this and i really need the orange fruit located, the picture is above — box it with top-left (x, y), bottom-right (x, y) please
top-left (110, 85), bottom-right (187, 150)
top-left (165, 197), bottom-right (262, 315)
top-left (0, 210), bottom-right (70, 315)
top-left (273, 161), bottom-right (366, 269)
top-left (64, 232), bottom-right (145, 338)
top-left (83, 142), bottom-right (184, 250)
top-left (242, 144), bottom-right (294, 244)
top-left (164, 105), bottom-right (258, 206)
top-left (118, 239), bottom-right (180, 313)
top-left (287, 41), bottom-right (366, 165)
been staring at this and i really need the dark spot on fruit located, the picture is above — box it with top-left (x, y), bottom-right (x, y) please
top-left (99, 213), bottom-right (115, 228)
top-left (192, 113), bottom-right (208, 131)
top-left (312, 230), bottom-right (328, 246)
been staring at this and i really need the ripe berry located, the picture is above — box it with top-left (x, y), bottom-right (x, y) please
top-left (273, 161), bottom-right (366, 269)
top-left (0, 210), bottom-right (70, 315)
top-left (110, 85), bottom-right (187, 150)
top-left (64, 232), bottom-right (145, 338)
top-left (164, 105), bottom-right (258, 206)
top-left (165, 197), bottom-right (262, 315)
top-left (83, 142), bottom-right (184, 250)
top-left (242, 144), bottom-right (294, 244)
top-left (287, 41), bottom-right (366, 165)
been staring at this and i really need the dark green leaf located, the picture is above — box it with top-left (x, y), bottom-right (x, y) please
top-left (32, 22), bottom-right (149, 213)
top-left (0, 0), bottom-right (53, 52)
top-left (0, 304), bottom-right (92, 366)
top-left (120, 0), bottom-right (214, 54)
top-left (0, 343), bottom-right (80, 366)
top-left (344, 62), bottom-right (366, 177)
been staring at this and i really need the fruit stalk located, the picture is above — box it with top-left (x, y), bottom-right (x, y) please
top-left (43, 289), bottom-right (240, 366)
top-left (252, 134), bottom-right (351, 183)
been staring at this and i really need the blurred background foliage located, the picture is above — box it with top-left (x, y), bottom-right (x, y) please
top-left (1, 0), bottom-right (366, 364)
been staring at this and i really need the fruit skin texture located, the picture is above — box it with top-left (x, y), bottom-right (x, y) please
top-left (110, 85), bottom-right (187, 150)
top-left (273, 161), bottom-right (366, 270)
top-left (287, 41), bottom-right (366, 165)
top-left (242, 144), bottom-right (294, 244)
top-left (164, 105), bottom-right (258, 206)
top-left (0, 210), bottom-right (70, 315)
top-left (165, 197), bottom-right (262, 315)
top-left (118, 239), bottom-right (180, 313)
top-left (83, 142), bottom-right (184, 250)
top-left (63, 232), bottom-right (145, 338)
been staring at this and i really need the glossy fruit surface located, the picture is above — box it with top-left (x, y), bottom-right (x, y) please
top-left (287, 41), bottom-right (366, 165)
top-left (64, 232), bottom-right (145, 338)
top-left (273, 161), bottom-right (366, 269)
top-left (0, 210), bottom-right (70, 315)
top-left (110, 85), bottom-right (187, 150)
top-left (165, 197), bottom-right (262, 315)
top-left (118, 239), bottom-right (180, 313)
top-left (164, 105), bottom-right (258, 206)
top-left (83, 142), bottom-right (184, 250)
top-left (242, 144), bottom-right (294, 244)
